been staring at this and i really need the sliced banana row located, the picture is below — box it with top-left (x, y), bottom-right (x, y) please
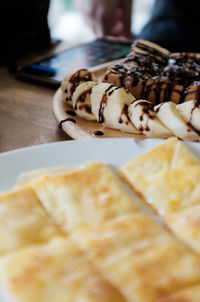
top-left (61, 69), bottom-right (200, 141)
top-left (155, 102), bottom-right (199, 141)
top-left (128, 100), bottom-right (171, 138)
top-left (62, 70), bottom-right (139, 133)
top-left (129, 100), bottom-right (200, 141)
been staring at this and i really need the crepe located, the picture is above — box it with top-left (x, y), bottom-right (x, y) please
top-left (158, 284), bottom-right (200, 302)
top-left (0, 237), bottom-right (126, 302)
top-left (2, 155), bottom-right (200, 301)
top-left (16, 166), bottom-right (83, 187)
top-left (29, 162), bottom-right (138, 232)
top-left (119, 137), bottom-right (200, 253)
top-left (0, 186), bottom-right (61, 255)
top-left (71, 214), bottom-right (200, 302)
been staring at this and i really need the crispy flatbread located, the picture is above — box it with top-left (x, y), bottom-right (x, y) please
top-left (0, 237), bottom-right (126, 302)
top-left (119, 138), bottom-right (200, 253)
top-left (29, 162), bottom-right (138, 232)
top-left (71, 214), bottom-right (200, 302)
top-left (0, 186), bottom-right (61, 255)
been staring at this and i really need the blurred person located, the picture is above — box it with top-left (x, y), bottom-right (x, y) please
top-left (73, 0), bottom-right (133, 39)
top-left (74, 0), bottom-right (200, 52)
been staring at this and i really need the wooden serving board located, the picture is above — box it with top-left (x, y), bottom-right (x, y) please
top-left (53, 60), bottom-right (144, 140)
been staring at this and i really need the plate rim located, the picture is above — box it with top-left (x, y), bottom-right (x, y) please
top-left (1, 138), bottom-right (200, 192)
top-left (0, 137), bottom-right (145, 157)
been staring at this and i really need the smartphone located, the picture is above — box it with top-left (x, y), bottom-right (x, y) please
top-left (17, 39), bottom-right (131, 88)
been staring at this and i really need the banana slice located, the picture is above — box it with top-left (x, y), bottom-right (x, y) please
top-left (177, 100), bottom-right (200, 134)
top-left (72, 81), bottom-right (97, 121)
top-left (91, 83), bottom-right (139, 133)
top-left (128, 100), bottom-right (172, 138)
top-left (155, 102), bottom-right (200, 141)
top-left (61, 69), bottom-right (97, 104)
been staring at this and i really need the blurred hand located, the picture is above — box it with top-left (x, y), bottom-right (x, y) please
top-left (73, 0), bottom-right (133, 39)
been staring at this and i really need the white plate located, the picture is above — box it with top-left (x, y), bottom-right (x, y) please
top-left (1, 138), bottom-right (200, 192)
top-left (0, 138), bottom-right (200, 302)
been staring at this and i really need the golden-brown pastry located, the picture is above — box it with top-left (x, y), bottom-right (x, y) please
top-left (0, 187), bottom-right (61, 255)
top-left (143, 78), bottom-right (184, 104)
top-left (104, 40), bottom-right (200, 105)
top-left (103, 40), bottom-right (170, 104)
top-left (119, 137), bottom-right (200, 253)
top-left (0, 237), bottom-right (126, 302)
top-left (103, 40), bottom-right (169, 102)
top-left (29, 162), bottom-right (138, 232)
top-left (71, 214), bottom-right (200, 302)
top-left (103, 67), bottom-right (145, 100)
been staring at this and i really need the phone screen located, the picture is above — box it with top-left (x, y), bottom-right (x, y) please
top-left (18, 39), bottom-right (131, 86)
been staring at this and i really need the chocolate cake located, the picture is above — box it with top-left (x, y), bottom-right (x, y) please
top-left (103, 40), bottom-right (200, 104)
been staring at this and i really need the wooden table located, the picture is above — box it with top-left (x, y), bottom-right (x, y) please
top-left (0, 45), bottom-right (71, 153)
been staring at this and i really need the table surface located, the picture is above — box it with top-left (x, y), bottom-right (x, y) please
top-left (0, 44), bottom-right (71, 153)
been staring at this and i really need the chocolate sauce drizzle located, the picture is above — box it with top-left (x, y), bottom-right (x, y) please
top-left (75, 88), bottom-right (92, 111)
top-left (69, 69), bottom-right (92, 98)
top-left (108, 86), bottom-right (121, 96)
top-left (98, 85), bottom-right (115, 123)
top-left (155, 102), bottom-right (165, 113)
top-left (58, 118), bottom-right (76, 129)
top-left (135, 101), bottom-right (155, 131)
top-left (79, 104), bottom-right (92, 114)
top-left (190, 101), bottom-right (200, 123)
top-left (187, 122), bottom-right (200, 136)
top-left (66, 110), bottom-right (76, 116)
top-left (93, 130), bottom-right (104, 136)
top-left (118, 104), bottom-right (130, 125)
top-left (104, 41), bottom-right (200, 105)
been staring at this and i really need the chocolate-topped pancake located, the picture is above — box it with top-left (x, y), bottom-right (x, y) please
top-left (104, 40), bottom-right (200, 104)
top-left (104, 64), bottom-right (146, 100)
top-left (143, 78), bottom-right (184, 104)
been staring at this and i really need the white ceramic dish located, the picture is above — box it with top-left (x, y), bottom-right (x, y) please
top-left (1, 138), bottom-right (200, 192)
top-left (0, 138), bottom-right (200, 302)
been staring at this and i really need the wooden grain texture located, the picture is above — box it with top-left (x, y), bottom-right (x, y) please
top-left (0, 42), bottom-right (82, 153)
top-left (0, 67), bottom-right (69, 153)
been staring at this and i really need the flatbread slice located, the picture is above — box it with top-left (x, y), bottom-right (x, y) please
top-left (0, 237), bottom-right (126, 302)
top-left (71, 214), bottom-right (200, 302)
top-left (158, 284), bottom-right (200, 302)
top-left (29, 162), bottom-right (138, 232)
top-left (119, 137), bottom-right (200, 253)
top-left (0, 187), bottom-right (61, 256)
top-left (16, 166), bottom-right (83, 187)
